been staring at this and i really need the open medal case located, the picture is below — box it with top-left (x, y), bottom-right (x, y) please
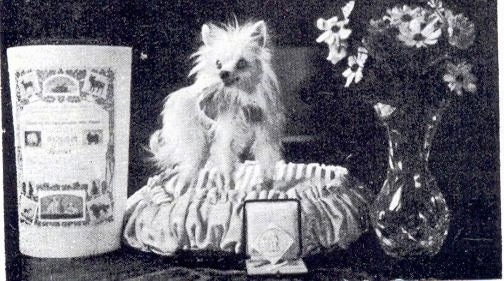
top-left (244, 199), bottom-right (308, 276)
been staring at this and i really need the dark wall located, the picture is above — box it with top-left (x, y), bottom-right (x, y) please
top-left (1, 0), bottom-right (499, 279)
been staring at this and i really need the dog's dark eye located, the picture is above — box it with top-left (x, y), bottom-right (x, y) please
top-left (236, 58), bottom-right (248, 70)
top-left (216, 60), bottom-right (222, 69)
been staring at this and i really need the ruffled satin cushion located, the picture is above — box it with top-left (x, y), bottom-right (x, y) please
top-left (123, 161), bottom-right (371, 256)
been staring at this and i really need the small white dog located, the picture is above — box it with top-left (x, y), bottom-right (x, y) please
top-left (149, 20), bottom-right (285, 191)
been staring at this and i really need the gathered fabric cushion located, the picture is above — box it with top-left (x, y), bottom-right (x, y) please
top-left (123, 161), bottom-right (371, 256)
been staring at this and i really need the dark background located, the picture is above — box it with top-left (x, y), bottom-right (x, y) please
top-left (1, 0), bottom-right (500, 280)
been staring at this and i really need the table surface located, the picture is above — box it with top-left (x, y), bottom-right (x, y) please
top-left (6, 231), bottom-right (500, 281)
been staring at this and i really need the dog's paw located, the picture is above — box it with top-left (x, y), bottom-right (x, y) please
top-left (207, 167), bottom-right (234, 189)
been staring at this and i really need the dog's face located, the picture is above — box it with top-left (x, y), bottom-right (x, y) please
top-left (197, 21), bottom-right (268, 93)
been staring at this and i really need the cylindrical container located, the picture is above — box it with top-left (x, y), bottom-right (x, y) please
top-left (7, 45), bottom-right (132, 257)
top-left (1, 49), bottom-right (6, 271)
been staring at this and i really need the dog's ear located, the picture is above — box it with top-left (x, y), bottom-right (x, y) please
top-left (202, 24), bottom-right (214, 46)
top-left (251, 21), bottom-right (267, 47)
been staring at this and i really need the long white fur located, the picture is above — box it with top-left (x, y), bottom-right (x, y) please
top-left (149, 20), bottom-right (285, 193)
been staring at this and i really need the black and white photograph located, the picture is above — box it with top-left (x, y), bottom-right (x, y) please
top-left (38, 191), bottom-right (85, 221)
top-left (0, 0), bottom-right (500, 280)
top-left (24, 131), bottom-right (40, 147)
top-left (84, 130), bottom-right (103, 146)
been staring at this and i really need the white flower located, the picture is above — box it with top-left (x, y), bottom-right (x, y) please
top-left (316, 16), bottom-right (352, 45)
top-left (397, 17), bottom-right (442, 48)
top-left (444, 10), bottom-right (475, 50)
top-left (326, 42), bottom-right (347, 65)
top-left (342, 47), bottom-right (368, 87)
top-left (443, 62), bottom-right (477, 96)
top-left (374, 102), bottom-right (396, 119)
top-left (316, 1), bottom-right (355, 65)
top-left (385, 5), bottom-right (424, 27)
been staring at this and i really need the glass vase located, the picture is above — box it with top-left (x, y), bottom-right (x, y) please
top-left (370, 102), bottom-right (451, 258)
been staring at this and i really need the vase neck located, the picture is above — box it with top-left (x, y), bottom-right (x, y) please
top-left (384, 100), bottom-right (450, 172)
top-left (385, 124), bottom-right (426, 172)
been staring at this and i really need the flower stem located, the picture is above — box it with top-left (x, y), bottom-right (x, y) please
top-left (421, 54), bottom-right (452, 75)
top-left (423, 97), bottom-right (452, 160)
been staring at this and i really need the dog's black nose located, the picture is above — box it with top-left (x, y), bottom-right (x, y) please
top-left (219, 71), bottom-right (230, 80)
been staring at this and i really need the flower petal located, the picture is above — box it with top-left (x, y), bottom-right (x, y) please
top-left (316, 18), bottom-right (327, 30)
top-left (464, 82), bottom-right (477, 93)
top-left (466, 73), bottom-right (477, 83)
top-left (357, 46), bottom-right (368, 54)
top-left (354, 70), bottom-right (364, 83)
top-left (424, 37), bottom-right (439, 45)
top-left (397, 34), bottom-right (416, 47)
top-left (347, 55), bottom-right (357, 66)
top-left (341, 0), bottom-right (356, 19)
top-left (328, 56), bottom-right (345, 64)
top-left (374, 102), bottom-right (396, 118)
top-left (423, 27), bottom-right (442, 40)
top-left (446, 62), bottom-right (457, 72)
top-left (344, 73), bottom-right (355, 87)
top-left (316, 31), bottom-right (332, 43)
top-left (460, 63), bottom-right (473, 73)
top-left (331, 34), bottom-right (340, 46)
top-left (327, 47), bottom-right (347, 64)
top-left (327, 17), bottom-right (340, 26)
top-left (443, 74), bottom-right (455, 83)
top-left (338, 27), bottom-right (352, 40)
top-left (342, 68), bottom-right (353, 77)
top-left (422, 18), bottom-right (438, 34)
top-left (409, 18), bottom-right (423, 32)
top-left (357, 52), bottom-right (368, 66)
